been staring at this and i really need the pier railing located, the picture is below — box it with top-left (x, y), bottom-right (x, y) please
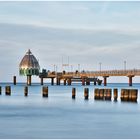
top-left (46, 69), bottom-right (140, 78)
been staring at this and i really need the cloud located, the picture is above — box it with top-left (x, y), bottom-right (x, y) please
top-left (0, 1), bottom-right (140, 82)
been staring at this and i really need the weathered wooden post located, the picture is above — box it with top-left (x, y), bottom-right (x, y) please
top-left (94, 88), bottom-right (99, 100)
top-left (42, 86), bottom-right (48, 97)
top-left (24, 86), bottom-right (28, 96)
top-left (27, 75), bottom-right (32, 86)
top-left (13, 76), bottom-right (16, 85)
top-left (129, 89), bottom-right (138, 102)
top-left (124, 89), bottom-right (129, 101)
top-left (113, 88), bottom-right (118, 101)
top-left (68, 78), bottom-right (72, 86)
top-left (121, 89), bottom-right (125, 101)
top-left (103, 76), bottom-right (109, 86)
top-left (5, 86), bottom-right (11, 96)
top-left (51, 78), bottom-right (54, 85)
top-left (105, 89), bottom-right (112, 101)
top-left (41, 77), bottom-right (44, 85)
top-left (128, 76), bottom-right (134, 86)
top-left (86, 79), bottom-right (90, 85)
top-left (0, 86), bottom-right (2, 95)
top-left (84, 88), bottom-right (89, 100)
top-left (99, 89), bottom-right (104, 100)
top-left (64, 79), bottom-right (67, 85)
top-left (82, 78), bottom-right (85, 86)
top-left (72, 88), bottom-right (76, 99)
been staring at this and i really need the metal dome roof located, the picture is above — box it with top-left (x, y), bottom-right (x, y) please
top-left (19, 49), bottom-right (40, 69)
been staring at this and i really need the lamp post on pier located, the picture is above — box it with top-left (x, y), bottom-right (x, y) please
top-left (124, 61), bottom-right (126, 71)
top-left (99, 62), bottom-right (102, 72)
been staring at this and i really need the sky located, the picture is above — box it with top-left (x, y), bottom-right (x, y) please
top-left (0, 1), bottom-right (140, 83)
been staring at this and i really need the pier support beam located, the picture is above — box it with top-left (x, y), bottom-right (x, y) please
top-left (41, 78), bottom-right (44, 85)
top-left (51, 78), bottom-right (54, 85)
top-left (13, 76), bottom-right (16, 85)
top-left (128, 75), bottom-right (134, 86)
top-left (27, 75), bottom-right (31, 86)
top-left (64, 79), bottom-right (67, 85)
top-left (82, 78), bottom-right (85, 86)
top-left (68, 78), bottom-right (72, 85)
top-left (86, 79), bottom-right (90, 85)
top-left (103, 76), bottom-right (109, 86)
top-left (56, 78), bottom-right (60, 85)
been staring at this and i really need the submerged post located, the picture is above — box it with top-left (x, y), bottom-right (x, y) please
top-left (13, 76), bottom-right (16, 85)
top-left (24, 86), bottom-right (28, 96)
top-left (113, 88), bottom-right (118, 101)
top-left (42, 86), bottom-right (48, 97)
top-left (84, 88), bottom-right (89, 100)
top-left (72, 88), bottom-right (76, 99)
top-left (5, 86), bottom-right (11, 96)
top-left (0, 86), bottom-right (2, 95)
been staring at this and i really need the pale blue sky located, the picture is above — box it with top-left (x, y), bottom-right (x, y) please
top-left (0, 1), bottom-right (140, 83)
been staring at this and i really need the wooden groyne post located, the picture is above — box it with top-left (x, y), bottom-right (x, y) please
top-left (72, 88), bottom-right (76, 99)
top-left (13, 76), bottom-right (16, 85)
top-left (84, 88), bottom-right (89, 100)
top-left (24, 86), bottom-right (28, 96)
top-left (42, 86), bottom-right (48, 97)
top-left (0, 86), bottom-right (1, 95)
top-left (5, 86), bottom-right (11, 96)
top-left (113, 88), bottom-right (118, 101)
top-left (94, 88), bottom-right (112, 101)
top-left (121, 89), bottom-right (138, 102)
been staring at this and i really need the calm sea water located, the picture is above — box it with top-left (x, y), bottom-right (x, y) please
top-left (0, 83), bottom-right (140, 139)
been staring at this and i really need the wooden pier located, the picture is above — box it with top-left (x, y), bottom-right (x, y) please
top-left (39, 69), bottom-right (140, 86)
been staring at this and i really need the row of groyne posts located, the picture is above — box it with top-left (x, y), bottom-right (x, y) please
top-left (2, 85), bottom-right (138, 102)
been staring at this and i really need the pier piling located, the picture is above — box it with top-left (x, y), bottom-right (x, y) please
top-left (103, 76), bottom-right (109, 86)
top-left (27, 75), bottom-right (32, 86)
top-left (128, 76), bottom-right (134, 86)
top-left (64, 79), bottom-right (67, 85)
top-left (82, 78), bottom-right (85, 86)
top-left (51, 78), bottom-right (54, 85)
top-left (41, 78), bottom-right (44, 85)
top-left (68, 78), bottom-right (72, 86)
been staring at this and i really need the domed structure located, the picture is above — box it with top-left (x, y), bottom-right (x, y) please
top-left (19, 49), bottom-right (40, 76)
top-left (19, 49), bottom-right (40, 85)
